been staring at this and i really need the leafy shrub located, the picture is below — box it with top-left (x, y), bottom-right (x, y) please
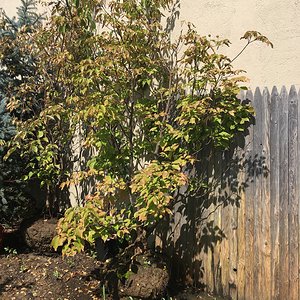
top-left (3, 0), bottom-right (272, 253)
top-left (0, 0), bottom-right (43, 226)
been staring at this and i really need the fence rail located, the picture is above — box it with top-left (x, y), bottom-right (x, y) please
top-left (157, 86), bottom-right (300, 300)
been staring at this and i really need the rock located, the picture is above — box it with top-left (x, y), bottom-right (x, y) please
top-left (121, 253), bottom-right (169, 299)
top-left (24, 218), bottom-right (57, 253)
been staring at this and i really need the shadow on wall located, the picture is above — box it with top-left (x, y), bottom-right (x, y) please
top-left (165, 0), bottom-right (181, 34)
top-left (155, 98), bottom-right (269, 295)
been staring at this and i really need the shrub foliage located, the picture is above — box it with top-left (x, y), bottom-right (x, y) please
top-left (2, 0), bottom-right (272, 253)
top-left (0, 0), bottom-right (43, 226)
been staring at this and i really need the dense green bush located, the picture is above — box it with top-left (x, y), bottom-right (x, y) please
top-left (0, 0), bottom-right (43, 226)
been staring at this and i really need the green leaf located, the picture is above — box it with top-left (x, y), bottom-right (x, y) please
top-left (31, 144), bottom-right (38, 153)
top-left (51, 235), bottom-right (65, 250)
top-left (37, 131), bottom-right (44, 138)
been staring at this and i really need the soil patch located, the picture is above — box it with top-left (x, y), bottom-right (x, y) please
top-left (0, 219), bottom-right (227, 299)
top-left (0, 251), bottom-right (227, 299)
top-left (0, 252), bottom-right (102, 300)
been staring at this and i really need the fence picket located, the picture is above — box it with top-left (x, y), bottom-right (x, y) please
top-left (279, 86), bottom-right (289, 300)
top-left (261, 87), bottom-right (272, 300)
top-left (253, 87), bottom-right (263, 300)
top-left (270, 86), bottom-right (280, 300)
top-left (244, 89), bottom-right (254, 300)
top-left (288, 86), bottom-right (299, 300)
top-left (298, 88), bottom-right (300, 300)
top-left (237, 91), bottom-right (246, 300)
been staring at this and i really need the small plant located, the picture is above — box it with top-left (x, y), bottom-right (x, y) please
top-left (19, 263), bottom-right (28, 273)
top-left (3, 246), bottom-right (17, 256)
top-left (143, 259), bottom-right (151, 266)
top-left (123, 270), bottom-right (134, 280)
top-left (87, 248), bottom-right (98, 259)
top-left (52, 268), bottom-right (62, 280)
top-left (65, 258), bottom-right (76, 268)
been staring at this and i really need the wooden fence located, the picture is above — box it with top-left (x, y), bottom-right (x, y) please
top-left (156, 86), bottom-right (300, 300)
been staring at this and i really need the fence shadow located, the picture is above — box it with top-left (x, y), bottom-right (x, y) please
top-left (155, 113), bottom-right (269, 294)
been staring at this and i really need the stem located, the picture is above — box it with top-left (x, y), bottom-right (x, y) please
top-left (231, 41), bottom-right (252, 63)
top-left (154, 69), bottom-right (173, 155)
top-left (128, 79), bottom-right (135, 204)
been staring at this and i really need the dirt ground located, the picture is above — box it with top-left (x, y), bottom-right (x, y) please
top-left (0, 219), bottom-right (225, 300)
top-left (0, 252), bottom-right (102, 300)
top-left (0, 251), bottom-right (227, 300)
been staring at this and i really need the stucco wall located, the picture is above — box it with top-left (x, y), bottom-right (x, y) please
top-left (2, 0), bottom-right (300, 88)
top-left (1, 0), bottom-right (19, 17)
top-left (178, 0), bottom-right (300, 89)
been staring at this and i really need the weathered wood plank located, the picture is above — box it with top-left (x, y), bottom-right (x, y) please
top-left (194, 149), bottom-right (216, 291)
top-left (236, 91), bottom-right (247, 300)
top-left (244, 89), bottom-right (255, 300)
top-left (213, 150), bottom-right (223, 296)
top-left (170, 199), bottom-right (182, 280)
top-left (261, 87), bottom-right (272, 300)
top-left (206, 151), bottom-right (215, 293)
top-left (278, 86), bottom-right (289, 300)
top-left (228, 149), bottom-right (238, 300)
top-left (220, 150), bottom-right (231, 297)
top-left (288, 86), bottom-right (299, 300)
top-left (253, 87), bottom-right (263, 300)
top-left (185, 166), bottom-right (197, 286)
top-left (270, 86), bottom-right (280, 300)
top-left (298, 88), bottom-right (300, 300)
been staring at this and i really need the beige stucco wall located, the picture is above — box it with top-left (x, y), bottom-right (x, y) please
top-left (177, 0), bottom-right (300, 89)
top-left (1, 0), bottom-right (19, 17)
top-left (3, 0), bottom-right (300, 89)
